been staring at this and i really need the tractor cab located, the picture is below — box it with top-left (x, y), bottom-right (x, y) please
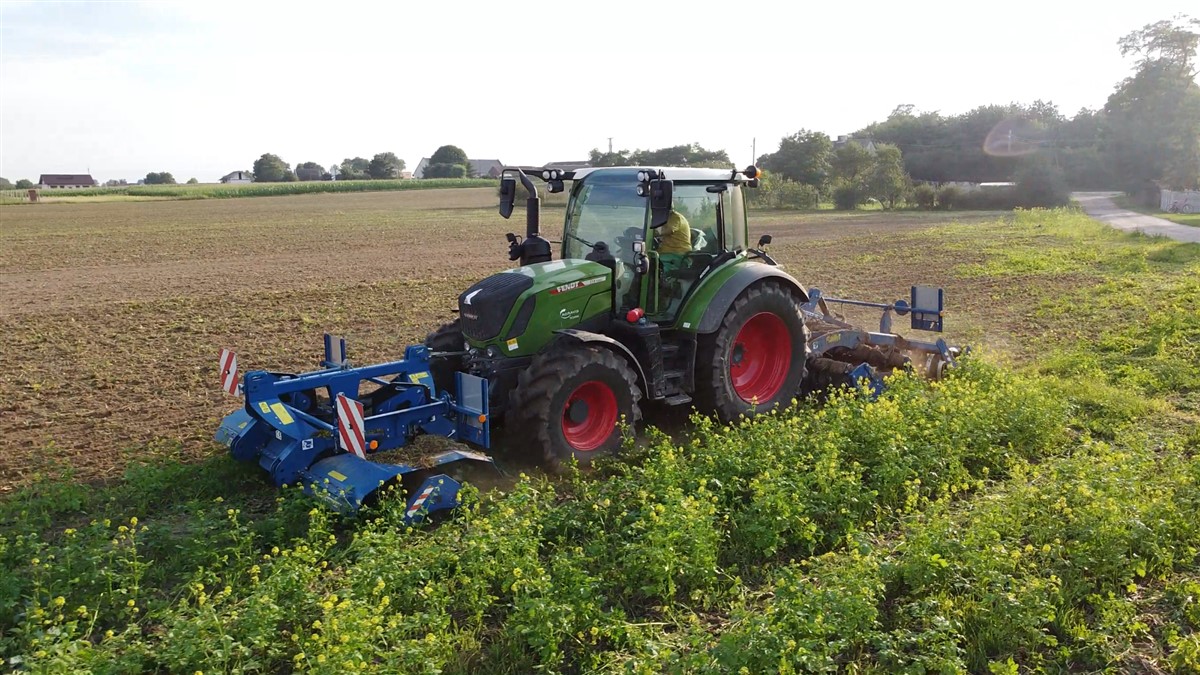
top-left (511, 166), bottom-right (758, 328)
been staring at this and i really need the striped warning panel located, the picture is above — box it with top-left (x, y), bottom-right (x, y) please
top-left (336, 394), bottom-right (367, 460)
top-left (406, 484), bottom-right (437, 518)
top-left (219, 349), bottom-right (239, 396)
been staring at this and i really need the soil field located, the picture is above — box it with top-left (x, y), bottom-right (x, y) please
top-left (2, 189), bottom-right (1012, 489)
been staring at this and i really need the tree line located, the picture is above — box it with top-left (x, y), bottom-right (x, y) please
top-left (244, 145), bottom-right (475, 182)
top-left (578, 16), bottom-right (1196, 211)
top-left (754, 16), bottom-right (1199, 208)
top-left (248, 152), bottom-right (406, 182)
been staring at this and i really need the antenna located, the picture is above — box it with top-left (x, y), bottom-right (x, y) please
top-left (607, 137), bottom-right (613, 153)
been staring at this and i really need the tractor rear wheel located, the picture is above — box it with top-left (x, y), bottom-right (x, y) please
top-left (695, 281), bottom-right (809, 422)
top-left (510, 344), bottom-right (641, 470)
top-left (424, 320), bottom-right (465, 396)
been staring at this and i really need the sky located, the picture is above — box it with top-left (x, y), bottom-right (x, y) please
top-left (0, 0), bottom-right (1196, 183)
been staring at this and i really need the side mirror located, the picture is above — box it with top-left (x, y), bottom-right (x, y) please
top-left (649, 179), bottom-right (673, 228)
top-left (499, 177), bottom-right (516, 219)
top-left (757, 234), bottom-right (772, 248)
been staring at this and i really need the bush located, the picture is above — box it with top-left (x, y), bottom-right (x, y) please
top-left (746, 172), bottom-right (819, 210)
top-left (423, 163), bottom-right (468, 179)
top-left (936, 185), bottom-right (961, 210)
top-left (1014, 161), bottom-right (1070, 207)
top-left (957, 188), bottom-right (1019, 210)
top-left (776, 181), bottom-right (820, 209)
top-left (912, 184), bottom-right (937, 209)
top-left (833, 181), bottom-right (864, 210)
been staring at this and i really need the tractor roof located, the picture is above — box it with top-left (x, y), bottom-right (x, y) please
top-left (569, 166), bottom-right (755, 182)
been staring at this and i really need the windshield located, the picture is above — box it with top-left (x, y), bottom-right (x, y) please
top-left (563, 181), bottom-right (646, 264)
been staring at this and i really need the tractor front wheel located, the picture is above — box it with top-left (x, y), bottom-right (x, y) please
top-left (424, 320), bottom-right (465, 396)
top-left (695, 281), bottom-right (809, 422)
top-left (511, 344), bottom-right (641, 470)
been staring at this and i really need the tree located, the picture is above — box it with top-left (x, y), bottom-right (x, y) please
top-left (423, 163), bottom-right (468, 179)
top-left (588, 148), bottom-right (631, 167)
top-left (629, 143), bottom-right (731, 168)
top-left (429, 145), bottom-right (469, 167)
top-left (186, 177), bottom-right (199, 184)
top-left (15, 179), bottom-right (34, 189)
top-left (252, 153), bottom-right (294, 182)
top-left (831, 142), bottom-right (875, 183)
top-left (426, 145), bottom-right (470, 178)
top-left (865, 144), bottom-right (912, 208)
top-left (337, 157), bottom-right (370, 180)
top-left (368, 152), bottom-right (405, 179)
top-left (1014, 157), bottom-right (1070, 207)
top-left (144, 172), bottom-right (177, 184)
top-left (295, 161), bottom-right (324, 181)
top-left (0, 177), bottom-right (12, 189)
top-left (1119, 14), bottom-right (1200, 78)
top-left (1106, 15), bottom-right (1200, 190)
top-left (758, 130), bottom-right (833, 191)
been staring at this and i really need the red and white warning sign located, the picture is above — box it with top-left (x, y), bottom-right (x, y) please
top-left (336, 393), bottom-right (368, 459)
top-left (219, 349), bottom-right (239, 396)
top-left (406, 484), bottom-right (437, 518)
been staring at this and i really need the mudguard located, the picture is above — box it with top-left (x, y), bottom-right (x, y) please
top-left (553, 328), bottom-right (649, 392)
top-left (694, 264), bottom-right (809, 334)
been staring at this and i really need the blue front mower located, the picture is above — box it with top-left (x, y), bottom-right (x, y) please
top-left (215, 335), bottom-right (494, 518)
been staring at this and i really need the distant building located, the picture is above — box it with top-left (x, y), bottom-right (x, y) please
top-left (413, 158), bottom-right (504, 178)
top-left (831, 135), bottom-right (877, 153)
top-left (38, 174), bottom-right (97, 189)
top-left (468, 159), bottom-right (504, 178)
top-left (220, 171), bottom-right (253, 184)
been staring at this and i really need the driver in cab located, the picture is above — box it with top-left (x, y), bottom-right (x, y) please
top-left (658, 210), bottom-right (693, 254)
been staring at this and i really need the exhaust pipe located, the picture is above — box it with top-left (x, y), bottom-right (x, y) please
top-left (500, 169), bottom-right (552, 266)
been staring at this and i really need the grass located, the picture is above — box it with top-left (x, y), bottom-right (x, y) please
top-left (1, 202), bottom-right (1198, 671)
top-left (0, 178), bottom-right (497, 204)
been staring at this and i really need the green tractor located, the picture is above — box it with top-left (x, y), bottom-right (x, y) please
top-left (426, 165), bottom-right (957, 467)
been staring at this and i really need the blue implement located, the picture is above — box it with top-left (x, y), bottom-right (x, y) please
top-left (214, 334), bottom-right (494, 514)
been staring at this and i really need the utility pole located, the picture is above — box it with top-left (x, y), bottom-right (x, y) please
top-left (751, 138), bottom-right (756, 165)
top-left (607, 137), bottom-right (613, 154)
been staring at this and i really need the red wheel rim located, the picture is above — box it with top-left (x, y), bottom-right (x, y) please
top-left (562, 381), bottom-right (618, 451)
top-left (730, 312), bottom-right (792, 403)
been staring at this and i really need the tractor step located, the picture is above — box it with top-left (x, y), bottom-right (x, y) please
top-left (663, 393), bottom-right (692, 406)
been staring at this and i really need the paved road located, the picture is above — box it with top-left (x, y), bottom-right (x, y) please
top-left (1073, 191), bottom-right (1200, 243)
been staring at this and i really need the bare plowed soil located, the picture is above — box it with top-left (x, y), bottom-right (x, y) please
top-left (0, 191), bottom-right (1002, 490)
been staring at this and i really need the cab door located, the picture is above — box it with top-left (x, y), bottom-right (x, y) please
top-left (643, 183), bottom-right (726, 322)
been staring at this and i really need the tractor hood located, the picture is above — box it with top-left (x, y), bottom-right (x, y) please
top-left (458, 260), bottom-right (613, 354)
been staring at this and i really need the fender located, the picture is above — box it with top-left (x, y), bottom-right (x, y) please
top-left (695, 263), bottom-right (809, 334)
top-left (554, 328), bottom-right (649, 394)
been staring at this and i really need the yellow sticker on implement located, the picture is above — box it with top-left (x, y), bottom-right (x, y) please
top-left (328, 470), bottom-right (347, 482)
top-left (506, 338), bottom-right (519, 351)
top-left (258, 401), bottom-right (271, 413)
top-left (408, 371), bottom-right (430, 384)
top-left (270, 402), bottom-right (294, 425)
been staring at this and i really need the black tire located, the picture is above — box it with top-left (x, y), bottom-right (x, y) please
top-left (424, 320), bottom-right (465, 396)
top-left (509, 344), bottom-right (642, 470)
top-left (695, 280), bottom-right (809, 422)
